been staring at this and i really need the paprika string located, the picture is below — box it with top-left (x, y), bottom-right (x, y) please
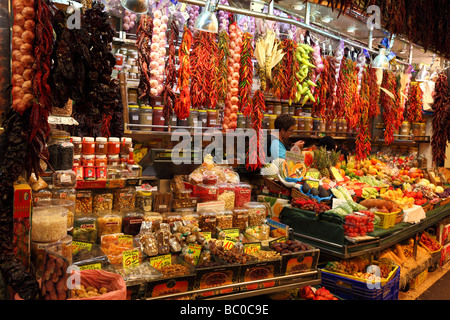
top-left (431, 73), bottom-right (450, 165)
top-left (136, 15), bottom-right (153, 103)
top-left (312, 56), bottom-right (329, 119)
top-left (405, 82), bottom-right (423, 123)
top-left (175, 26), bottom-right (193, 120)
top-left (162, 19), bottom-right (179, 122)
top-left (218, 31), bottom-right (230, 102)
top-left (246, 90), bottom-right (266, 171)
top-left (239, 32), bottom-right (254, 115)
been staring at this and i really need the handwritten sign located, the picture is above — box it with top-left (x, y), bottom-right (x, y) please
top-left (223, 238), bottom-right (236, 251)
top-left (149, 254), bottom-right (172, 269)
top-left (187, 243), bottom-right (202, 265)
top-left (72, 241), bottom-right (92, 255)
top-left (122, 249), bottom-right (140, 269)
top-left (79, 263), bottom-right (102, 270)
top-left (244, 242), bottom-right (261, 255)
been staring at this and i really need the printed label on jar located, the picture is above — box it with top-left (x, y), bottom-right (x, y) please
top-left (80, 223), bottom-right (95, 229)
top-left (60, 174), bottom-right (72, 183)
top-left (59, 192), bottom-right (68, 198)
top-left (129, 218), bottom-right (143, 225)
top-left (238, 189), bottom-right (251, 194)
top-left (132, 116), bottom-right (139, 121)
top-left (105, 221), bottom-right (119, 226)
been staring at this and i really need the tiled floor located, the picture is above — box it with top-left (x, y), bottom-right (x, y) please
top-left (399, 263), bottom-right (450, 300)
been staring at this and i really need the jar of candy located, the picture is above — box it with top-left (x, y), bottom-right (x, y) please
top-left (234, 183), bottom-right (252, 208)
top-left (195, 175), bottom-right (219, 202)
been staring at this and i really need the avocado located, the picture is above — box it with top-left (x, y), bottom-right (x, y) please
top-left (318, 185), bottom-right (329, 198)
top-left (302, 183), bottom-right (311, 194)
top-left (310, 187), bottom-right (319, 196)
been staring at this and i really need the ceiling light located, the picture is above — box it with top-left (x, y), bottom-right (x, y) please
top-left (120, 0), bottom-right (148, 14)
top-left (292, 4), bottom-right (305, 10)
top-left (371, 48), bottom-right (389, 69)
top-left (322, 15), bottom-right (333, 23)
top-left (194, 0), bottom-right (219, 33)
top-left (346, 26), bottom-right (356, 33)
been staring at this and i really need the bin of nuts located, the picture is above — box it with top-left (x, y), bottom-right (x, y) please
top-left (93, 191), bottom-right (113, 214)
top-left (52, 187), bottom-right (76, 202)
top-left (135, 190), bottom-right (152, 212)
top-left (114, 188), bottom-right (136, 212)
top-left (232, 208), bottom-right (249, 232)
top-left (244, 202), bottom-right (267, 226)
top-left (217, 183), bottom-right (235, 211)
top-left (97, 211), bottom-right (123, 240)
top-left (75, 190), bottom-right (93, 215)
top-left (198, 212), bottom-right (217, 233)
top-left (216, 210), bottom-right (233, 229)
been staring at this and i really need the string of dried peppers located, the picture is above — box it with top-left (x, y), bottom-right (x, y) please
top-left (136, 15), bottom-right (153, 103)
top-left (246, 90), bottom-right (266, 171)
top-left (431, 73), bottom-right (450, 165)
top-left (239, 32), bottom-right (254, 115)
top-left (380, 70), bottom-right (401, 145)
top-left (217, 31), bottom-right (230, 102)
top-left (354, 66), bottom-right (372, 161)
top-left (162, 19), bottom-right (179, 122)
top-left (405, 82), bottom-right (423, 123)
top-left (175, 26), bottom-right (193, 120)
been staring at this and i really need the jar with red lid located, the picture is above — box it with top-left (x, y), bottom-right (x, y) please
top-left (73, 154), bottom-right (81, 166)
top-left (108, 154), bottom-right (120, 166)
top-left (71, 136), bottom-right (82, 155)
top-left (95, 154), bottom-right (107, 167)
top-left (120, 137), bottom-right (132, 155)
top-left (95, 137), bottom-right (108, 154)
top-left (195, 175), bottom-right (219, 202)
top-left (152, 107), bottom-right (165, 131)
top-left (81, 154), bottom-right (95, 167)
top-left (82, 137), bottom-right (95, 155)
top-left (234, 182), bottom-right (252, 207)
top-left (120, 154), bottom-right (129, 164)
top-left (108, 137), bottom-right (120, 154)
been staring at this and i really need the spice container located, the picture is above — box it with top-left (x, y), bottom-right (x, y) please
top-left (292, 116), bottom-right (299, 131)
top-left (113, 188), bottom-right (136, 212)
top-left (93, 191), bottom-right (113, 214)
top-left (198, 110), bottom-right (208, 128)
top-left (81, 154), bottom-right (95, 167)
top-left (120, 137), bottom-right (133, 155)
top-left (95, 154), bottom-right (107, 167)
top-left (82, 137), bottom-right (95, 155)
top-left (237, 113), bottom-right (246, 129)
top-left (273, 104), bottom-right (282, 115)
top-left (268, 115), bottom-right (276, 130)
top-left (95, 137), bottom-right (108, 155)
top-left (325, 120), bottom-right (336, 134)
top-left (170, 113), bottom-right (178, 127)
top-left (232, 208), bottom-right (249, 232)
top-left (108, 154), bottom-right (120, 166)
top-left (48, 132), bottom-right (74, 170)
top-left (31, 206), bottom-right (68, 242)
top-left (198, 212), bottom-right (217, 233)
top-left (122, 211), bottom-right (144, 236)
top-left (266, 104), bottom-right (274, 114)
top-left (195, 175), bottom-right (219, 202)
top-left (75, 190), bottom-right (92, 215)
top-left (207, 109), bottom-right (218, 128)
top-left (244, 202), bottom-right (267, 226)
top-left (97, 211), bottom-right (123, 239)
top-left (188, 109), bottom-right (198, 127)
top-left (52, 170), bottom-right (77, 188)
top-left (400, 121), bottom-right (411, 140)
top-left (72, 216), bottom-right (97, 243)
top-left (216, 210), bottom-right (233, 229)
top-left (318, 119), bottom-right (326, 136)
top-left (73, 155), bottom-right (81, 166)
top-left (281, 104), bottom-right (289, 115)
top-left (139, 105), bottom-right (153, 130)
top-left (128, 89), bottom-right (138, 103)
top-left (128, 105), bottom-right (140, 128)
top-left (152, 106), bottom-right (165, 131)
top-left (152, 192), bottom-right (172, 213)
top-left (83, 166), bottom-right (96, 180)
top-left (177, 117), bottom-right (189, 127)
top-left (136, 190), bottom-right (153, 212)
top-left (234, 183), bottom-right (252, 208)
top-left (108, 137), bottom-right (121, 155)
top-left (304, 117), bottom-right (313, 135)
top-left (71, 136), bottom-right (82, 155)
top-left (35, 198), bottom-right (75, 232)
top-left (217, 183), bottom-right (235, 210)
top-left (297, 117), bottom-right (305, 133)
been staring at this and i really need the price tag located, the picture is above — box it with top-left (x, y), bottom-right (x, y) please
top-left (268, 236), bottom-right (286, 247)
top-left (187, 243), bottom-right (202, 265)
top-left (149, 254), bottom-right (172, 269)
top-left (79, 263), bottom-right (102, 270)
top-left (223, 239), bottom-right (236, 251)
top-left (306, 180), bottom-right (319, 188)
top-left (221, 228), bottom-right (240, 240)
top-left (199, 232), bottom-right (211, 241)
top-left (244, 242), bottom-right (261, 255)
top-left (123, 249), bottom-right (140, 269)
top-left (72, 241), bottom-right (92, 255)
top-left (118, 235), bottom-right (133, 247)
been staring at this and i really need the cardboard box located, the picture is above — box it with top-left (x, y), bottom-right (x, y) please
top-left (440, 243), bottom-right (450, 267)
top-left (409, 269), bottom-right (428, 290)
top-left (13, 181), bottom-right (32, 218)
top-left (239, 259), bottom-right (281, 291)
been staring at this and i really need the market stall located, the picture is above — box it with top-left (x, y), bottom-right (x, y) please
top-left (1, 0), bottom-right (450, 301)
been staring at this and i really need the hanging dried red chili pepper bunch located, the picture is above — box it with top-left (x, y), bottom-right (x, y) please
top-left (380, 69), bottom-right (400, 145)
top-left (162, 19), bottom-right (179, 122)
top-left (367, 67), bottom-right (380, 118)
top-left (405, 82), bottom-right (423, 123)
top-left (354, 66), bottom-right (372, 161)
top-left (218, 31), bottom-right (230, 102)
top-left (245, 90), bottom-right (266, 171)
top-left (312, 55), bottom-right (329, 119)
top-left (239, 32), bottom-right (254, 115)
top-left (175, 26), bottom-right (193, 120)
top-left (271, 39), bottom-right (292, 101)
top-left (431, 73), bottom-right (450, 165)
top-left (136, 15), bottom-right (153, 103)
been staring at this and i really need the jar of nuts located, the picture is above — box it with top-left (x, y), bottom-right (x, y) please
top-left (52, 187), bottom-right (76, 202)
top-left (114, 188), bottom-right (136, 212)
top-left (92, 191), bottom-right (113, 214)
top-left (135, 190), bottom-right (152, 212)
top-left (232, 208), bottom-right (249, 232)
top-left (198, 212), bottom-right (217, 233)
top-left (122, 211), bottom-right (144, 236)
top-left (217, 183), bottom-right (235, 211)
top-left (75, 190), bottom-right (93, 215)
top-left (244, 202), bottom-right (267, 226)
top-left (216, 210), bottom-right (233, 229)
top-left (97, 211), bottom-right (123, 239)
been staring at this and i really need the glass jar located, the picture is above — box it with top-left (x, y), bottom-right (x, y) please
top-left (139, 105), bottom-right (153, 130)
top-left (95, 137), bottom-right (107, 155)
top-left (419, 122), bottom-right (427, 138)
top-left (128, 89), bottom-right (138, 104)
top-left (83, 166), bottom-right (96, 180)
top-left (207, 109), bottom-right (218, 128)
top-left (217, 183), bottom-right (235, 211)
top-left (245, 116), bottom-right (252, 129)
top-left (325, 120), bottom-right (336, 134)
top-left (273, 104), bottom-right (282, 115)
top-left (232, 208), bottom-right (248, 232)
top-left (93, 191), bottom-right (113, 214)
top-left (216, 210), bottom-right (233, 229)
top-left (237, 113), bottom-right (246, 129)
top-left (198, 110), bottom-right (208, 128)
top-left (128, 105), bottom-right (140, 128)
top-left (107, 154), bottom-right (120, 166)
top-left (297, 116), bottom-right (305, 133)
top-left (113, 187), bottom-right (136, 212)
top-left (244, 202), bottom-right (267, 226)
top-left (177, 117), bottom-right (189, 127)
top-left (198, 212), bottom-right (217, 233)
top-left (81, 154), bottom-right (95, 167)
top-left (281, 104), bottom-right (289, 115)
top-left (318, 119), bottom-right (326, 136)
top-left (188, 109), bottom-right (198, 127)
top-left (304, 117), bottom-right (313, 135)
top-left (82, 137), bottom-right (95, 155)
top-left (263, 114), bottom-right (269, 129)
top-left (170, 113), bottom-right (177, 127)
top-left (34, 198), bottom-right (75, 232)
top-left (266, 104), bottom-right (274, 114)
top-left (268, 115), bottom-right (276, 130)
top-left (120, 137), bottom-right (133, 155)
top-left (400, 121), bottom-right (411, 140)
top-left (152, 106), bottom-right (165, 131)
top-left (313, 118), bottom-right (320, 132)
top-left (292, 116), bottom-right (299, 131)
top-left (75, 190), bottom-right (93, 215)
top-left (71, 136), bottom-right (82, 155)
top-left (52, 170), bottom-right (77, 188)
top-left (31, 206), bottom-right (68, 242)
top-left (136, 190), bottom-right (153, 212)
top-left (234, 183), bottom-right (252, 208)
top-left (195, 175), bottom-right (219, 202)
top-left (122, 211), bottom-right (144, 236)
top-left (95, 154), bottom-right (107, 167)
top-left (73, 154), bottom-right (81, 166)
top-left (48, 131), bottom-right (74, 171)
top-left (107, 138), bottom-right (119, 155)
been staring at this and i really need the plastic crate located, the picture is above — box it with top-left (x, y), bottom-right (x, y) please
top-left (320, 264), bottom-right (400, 300)
top-left (374, 210), bottom-right (398, 229)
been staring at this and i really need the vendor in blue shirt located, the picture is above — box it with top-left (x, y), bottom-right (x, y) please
top-left (270, 114), bottom-right (303, 159)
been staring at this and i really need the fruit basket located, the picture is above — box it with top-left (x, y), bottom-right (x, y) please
top-left (374, 210), bottom-right (398, 229)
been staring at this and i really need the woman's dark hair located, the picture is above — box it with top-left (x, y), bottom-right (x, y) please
top-left (274, 113), bottom-right (296, 131)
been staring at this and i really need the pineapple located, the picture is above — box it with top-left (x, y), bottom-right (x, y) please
top-left (313, 147), bottom-right (331, 178)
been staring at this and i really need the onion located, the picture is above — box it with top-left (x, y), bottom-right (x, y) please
top-left (21, 30), bottom-right (35, 43)
top-left (150, 43), bottom-right (159, 51)
top-left (124, 16), bottom-right (130, 24)
top-left (13, 25), bottom-right (23, 36)
top-left (12, 36), bottom-right (24, 50)
top-left (150, 52), bottom-right (158, 60)
top-left (150, 61), bottom-right (158, 69)
top-left (161, 15), bottom-right (168, 24)
top-left (153, 18), bottom-right (161, 27)
top-left (12, 74), bottom-right (24, 87)
top-left (152, 35), bottom-right (160, 43)
top-left (130, 13), bottom-right (136, 20)
top-left (22, 68), bottom-right (33, 80)
top-left (129, 21), bottom-right (135, 29)
top-left (13, 99), bottom-right (26, 112)
top-left (12, 86), bottom-right (25, 99)
top-left (160, 23), bottom-right (167, 32)
top-left (14, 13), bottom-right (25, 26)
top-left (123, 23), bottom-right (129, 30)
top-left (13, 0), bottom-right (24, 12)
top-left (124, 10), bottom-right (130, 16)
top-left (22, 80), bottom-right (32, 93)
top-left (22, 93), bottom-right (34, 105)
top-left (21, 6), bottom-right (35, 19)
top-left (20, 54), bottom-right (34, 67)
top-left (153, 10), bottom-right (162, 19)
top-left (20, 42), bottom-right (33, 55)
top-left (23, 19), bottom-right (35, 30)
top-left (12, 61), bottom-right (24, 75)
top-left (22, 0), bottom-right (34, 7)
top-left (12, 50), bottom-right (23, 61)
